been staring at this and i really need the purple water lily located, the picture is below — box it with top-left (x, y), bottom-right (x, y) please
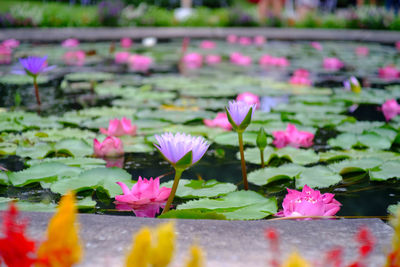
top-left (227, 100), bottom-right (256, 127)
top-left (154, 132), bottom-right (209, 167)
top-left (15, 56), bottom-right (55, 77)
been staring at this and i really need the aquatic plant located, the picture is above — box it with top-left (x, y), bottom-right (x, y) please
top-left (343, 76), bottom-right (362, 93)
top-left (381, 99), bottom-right (400, 121)
top-left (154, 132), bottom-right (209, 213)
top-left (259, 55), bottom-right (289, 68)
top-left (205, 54), bottom-right (221, 65)
top-left (289, 69), bottom-right (311, 86)
top-left (379, 65), bottom-right (399, 80)
top-left (203, 112), bottom-right (232, 131)
top-left (199, 40), bottom-right (216, 50)
top-left (0, 45), bottom-right (12, 65)
top-left (311, 41), bottom-right (323, 51)
top-left (275, 185), bottom-right (341, 219)
top-left (63, 50), bottom-right (86, 66)
top-left (226, 100), bottom-right (256, 190)
top-left (93, 136), bottom-right (124, 158)
top-left (356, 46), bottom-right (369, 56)
top-left (61, 38), bottom-right (79, 48)
top-left (128, 54), bottom-right (152, 72)
top-left (226, 34), bottom-right (238, 43)
top-left (230, 52), bottom-right (252, 66)
top-left (120, 37), bottom-right (133, 49)
top-left (115, 177), bottom-right (171, 205)
top-left (254, 35), bottom-right (266, 46)
top-left (2, 38), bottom-right (20, 49)
top-left (272, 124), bottom-right (314, 149)
top-left (115, 51), bottom-right (131, 64)
top-left (183, 53), bottom-right (203, 69)
top-left (100, 117), bottom-right (137, 136)
top-left (256, 127), bottom-right (268, 168)
top-left (236, 92), bottom-right (260, 108)
top-left (323, 57), bottom-right (344, 71)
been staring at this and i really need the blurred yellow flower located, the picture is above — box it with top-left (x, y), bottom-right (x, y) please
top-left (281, 252), bottom-right (311, 267)
top-left (185, 245), bottom-right (205, 267)
top-left (125, 227), bottom-right (152, 267)
top-left (386, 207), bottom-right (400, 267)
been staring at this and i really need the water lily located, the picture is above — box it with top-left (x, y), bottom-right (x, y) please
top-left (379, 65), bottom-right (399, 80)
top-left (154, 132), bottom-right (209, 213)
top-left (239, 36), bottom-right (252, 46)
top-left (396, 41), bottom-right (400, 51)
top-left (323, 57), bottom-right (344, 71)
top-left (115, 177), bottom-right (171, 205)
top-left (259, 55), bottom-right (289, 67)
top-left (276, 185), bottom-right (341, 218)
top-left (63, 50), bottom-right (86, 66)
top-left (93, 136), bottom-right (124, 158)
top-left (272, 124), bottom-right (314, 148)
top-left (100, 117), bottom-right (137, 136)
top-left (199, 40), bottom-right (216, 50)
top-left (230, 52), bottom-right (252, 66)
top-left (2, 39), bottom-right (19, 49)
top-left (343, 76), bottom-right (361, 93)
top-left (61, 38), bottom-right (79, 48)
top-left (120, 37), bottom-right (133, 48)
top-left (0, 45), bottom-right (12, 64)
top-left (205, 54), bottom-right (221, 65)
top-left (114, 51), bottom-right (131, 64)
top-left (236, 92), bottom-right (260, 108)
top-left (183, 53), bottom-right (203, 69)
top-left (128, 54), bottom-right (152, 72)
top-left (203, 112), bottom-right (232, 131)
top-left (254, 35), bottom-right (266, 46)
top-left (382, 99), bottom-right (400, 121)
top-left (289, 69), bottom-right (311, 86)
top-left (227, 34), bottom-right (238, 44)
top-left (356, 46), bottom-right (369, 56)
top-left (311, 41), bottom-right (323, 51)
top-left (116, 202), bottom-right (165, 218)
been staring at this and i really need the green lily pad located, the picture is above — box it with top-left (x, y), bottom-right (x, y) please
top-left (0, 142), bottom-right (17, 155)
top-left (336, 121), bottom-right (385, 134)
top-left (53, 138), bottom-right (93, 157)
top-left (77, 197), bottom-right (97, 209)
top-left (213, 132), bottom-right (258, 146)
top-left (388, 202), bottom-right (400, 215)
top-left (319, 150), bottom-right (400, 162)
top-left (26, 157), bottom-right (106, 169)
top-left (248, 164), bottom-right (304, 186)
top-left (369, 161), bottom-right (400, 181)
top-left (296, 166), bottom-right (342, 189)
top-left (158, 209), bottom-right (227, 220)
top-left (64, 72), bottom-right (114, 82)
top-left (328, 158), bottom-right (383, 175)
top-left (328, 133), bottom-right (392, 150)
top-left (161, 179), bottom-right (237, 198)
top-left (0, 171), bottom-right (9, 185)
top-left (0, 200), bottom-right (57, 212)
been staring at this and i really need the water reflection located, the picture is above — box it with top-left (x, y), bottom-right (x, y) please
top-left (115, 202), bottom-right (165, 218)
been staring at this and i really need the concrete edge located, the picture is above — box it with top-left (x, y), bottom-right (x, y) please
top-left (1, 27), bottom-right (400, 43)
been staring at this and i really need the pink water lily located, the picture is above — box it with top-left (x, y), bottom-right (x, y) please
top-left (356, 46), bottom-right (369, 56)
top-left (61, 38), bottom-right (79, 48)
top-left (93, 136), bottom-right (124, 158)
top-left (183, 52), bottom-right (203, 69)
top-left (239, 36), bottom-right (252, 46)
top-left (115, 177), bottom-right (171, 205)
top-left (63, 50), bottom-right (86, 66)
top-left (311, 42), bottom-right (323, 51)
top-left (114, 51), bottom-right (130, 64)
top-left (200, 40), bottom-right (216, 50)
top-left (276, 185), bottom-right (341, 219)
top-left (128, 54), bottom-right (152, 72)
top-left (2, 39), bottom-right (19, 49)
top-left (379, 65), bottom-right (399, 80)
top-left (230, 52), bottom-right (252, 66)
top-left (120, 38), bottom-right (133, 48)
top-left (203, 112), bottom-right (232, 131)
top-left (205, 54), bottom-right (221, 65)
top-left (289, 69), bottom-right (311, 86)
top-left (272, 124), bottom-right (314, 148)
top-left (396, 41), bottom-right (400, 51)
top-left (254, 36), bottom-right (266, 46)
top-left (381, 99), bottom-right (400, 121)
top-left (0, 45), bottom-right (12, 64)
top-left (236, 92), bottom-right (260, 108)
top-left (100, 117), bottom-right (137, 136)
top-left (259, 55), bottom-right (289, 68)
top-left (115, 202), bottom-right (165, 218)
top-left (227, 34), bottom-right (238, 44)
top-left (323, 57), bottom-right (344, 71)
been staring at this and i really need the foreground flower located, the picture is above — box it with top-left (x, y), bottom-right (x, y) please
top-left (63, 50), bottom-right (86, 66)
top-left (36, 192), bottom-right (82, 267)
top-left (100, 117), bottom-right (137, 136)
top-left (343, 76), bottom-right (362, 93)
top-left (185, 245), bottom-right (205, 267)
top-left (62, 38), bottom-right (79, 48)
top-left (154, 132), bottom-right (209, 213)
top-left (236, 92), bottom-right (260, 108)
top-left (272, 124), bottom-right (314, 148)
top-left (115, 51), bottom-right (131, 64)
top-left (128, 54), bottom-right (152, 72)
top-left (183, 53), bottom-right (203, 69)
top-left (386, 206), bottom-right (400, 267)
top-left (276, 185), bottom-right (341, 218)
top-left (115, 177), bottom-right (171, 205)
top-left (200, 40), bottom-right (216, 50)
top-left (2, 39), bottom-right (20, 49)
top-left (120, 37), bottom-right (133, 48)
top-left (203, 112), bottom-right (232, 131)
top-left (0, 202), bottom-right (36, 267)
top-left (282, 252), bottom-right (311, 267)
top-left (323, 57), bottom-right (344, 71)
top-left (93, 136), bottom-right (124, 158)
top-left (382, 99), bottom-right (400, 121)
top-left (379, 65), bottom-right (399, 80)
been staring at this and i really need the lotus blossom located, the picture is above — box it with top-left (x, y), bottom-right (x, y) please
top-left (63, 50), bottom-right (86, 66)
top-left (272, 124), bottom-right (314, 148)
top-left (128, 54), bottom-right (152, 72)
top-left (259, 55), bottom-right (289, 67)
top-left (227, 34), bottom-right (238, 44)
top-left (276, 185), bottom-right (341, 218)
top-left (311, 42), bottom-right (323, 51)
top-left (0, 45), bottom-right (12, 64)
top-left (226, 100), bottom-right (256, 127)
top-left (93, 136), bottom-right (124, 158)
top-left (115, 177), bottom-right (171, 205)
top-left (154, 132), bottom-right (209, 167)
top-left (289, 69), bottom-right (311, 86)
top-left (379, 65), bottom-right (399, 80)
top-left (381, 99), bottom-right (400, 121)
top-left (254, 35), bottom-right (266, 46)
top-left (205, 54), bottom-right (221, 65)
top-left (238, 36), bottom-right (252, 46)
top-left (183, 53), bottom-right (203, 69)
top-left (323, 57), bottom-right (344, 71)
top-left (203, 112), bottom-right (232, 131)
top-left (236, 92), bottom-right (260, 108)
top-left (396, 41), bottom-right (400, 51)
top-left (61, 38), bottom-right (79, 48)
top-left (200, 40), bottom-right (216, 50)
top-left (15, 56), bottom-right (56, 76)
top-left (120, 38), bottom-right (133, 48)
top-left (115, 202), bottom-right (164, 218)
top-left (356, 46), bottom-right (369, 56)
top-left (114, 51), bottom-right (131, 64)
top-left (2, 39), bottom-right (19, 49)
top-left (100, 117), bottom-right (137, 136)
top-left (230, 52), bottom-right (252, 66)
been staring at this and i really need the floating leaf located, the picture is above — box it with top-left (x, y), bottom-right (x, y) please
top-left (26, 157), bottom-right (106, 169)
top-left (241, 147), bottom-right (319, 165)
top-left (248, 164), bottom-right (304, 186)
top-left (0, 200), bottom-right (57, 212)
top-left (369, 161), bottom-right (400, 181)
top-left (0, 171), bottom-right (9, 185)
top-left (319, 150), bottom-right (400, 162)
top-left (328, 158), bottom-right (383, 175)
top-left (296, 166), bottom-right (342, 189)
top-left (161, 179), bottom-right (237, 198)
top-left (158, 210), bottom-right (226, 220)
top-left (213, 132), bottom-right (259, 146)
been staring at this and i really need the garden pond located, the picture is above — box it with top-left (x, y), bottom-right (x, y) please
top-left (0, 38), bottom-right (400, 220)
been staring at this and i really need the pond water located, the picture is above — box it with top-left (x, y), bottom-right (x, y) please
top-left (0, 39), bottom-right (400, 220)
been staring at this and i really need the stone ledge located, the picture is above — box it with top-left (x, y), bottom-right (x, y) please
top-left (0, 27), bottom-right (400, 43)
top-left (20, 212), bottom-right (393, 267)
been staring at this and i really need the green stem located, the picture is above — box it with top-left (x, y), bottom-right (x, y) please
top-left (162, 168), bottom-right (184, 214)
top-left (238, 132), bottom-right (249, 190)
top-left (33, 76), bottom-right (41, 107)
top-left (260, 148), bottom-right (265, 168)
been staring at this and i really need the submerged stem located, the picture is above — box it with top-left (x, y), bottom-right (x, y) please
top-left (260, 148), bottom-right (265, 168)
top-left (238, 132), bottom-right (249, 190)
top-left (162, 168), bottom-right (184, 214)
top-left (33, 76), bottom-right (41, 114)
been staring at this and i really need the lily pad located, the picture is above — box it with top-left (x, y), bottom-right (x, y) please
top-left (0, 200), bottom-right (57, 212)
top-left (328, 158), bottom-right (383, 175)
top-left (161, 179), bottom-right (237, 198)
top-left (241, 147), bottom-right (319, 165)
top-left (248, 164), bottom-right (304, 186)
top-left (26, 157), bottom-right (106, 169)
top-left (0, 171), bottom-right (9, 185)
top-left (296, 166), bottom-right (342, 189)
top-left (158, 209), bottom-right (227, 220)
top-left (369, 161), bottom-right (400, 181)
top-left (213, 132), bottom-right (258, 146)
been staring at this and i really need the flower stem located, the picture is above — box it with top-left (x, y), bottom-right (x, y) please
top-left (33, 76), bottom-right (41, 107)
top-left (260, 148), bottom-right (265, 168)
top-left (238, 132), bottom-right (249, 190)
top-left (162, 168), bottom-right (184, 214)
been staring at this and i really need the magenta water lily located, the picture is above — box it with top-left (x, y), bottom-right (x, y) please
top-left (154, 132), bottom-right (209, 213)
